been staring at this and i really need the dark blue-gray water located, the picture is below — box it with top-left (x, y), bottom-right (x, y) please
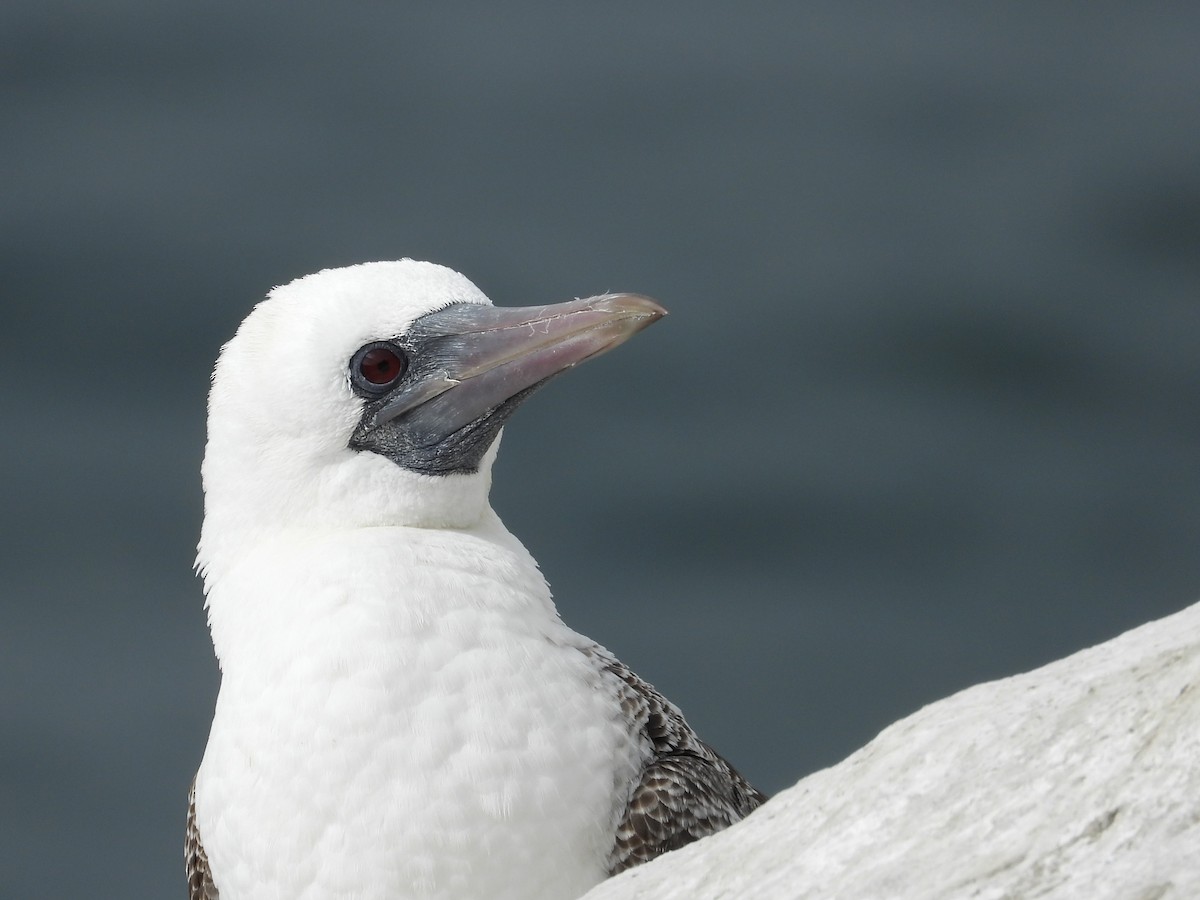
top-left (3, 3), bottom-right (1199, 896)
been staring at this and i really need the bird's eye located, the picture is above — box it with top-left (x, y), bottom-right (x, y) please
top-left (351, 342), bottom-right (408, 392)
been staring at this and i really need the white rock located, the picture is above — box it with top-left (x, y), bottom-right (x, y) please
top-left (585, 602), bottom-right (1200, 900)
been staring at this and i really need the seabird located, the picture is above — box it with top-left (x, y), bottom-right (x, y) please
top-left (187, 260), bottom-right (765, 900)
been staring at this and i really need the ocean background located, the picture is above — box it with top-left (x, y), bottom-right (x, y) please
top-left (2, 3), bottom-right (1199, 896)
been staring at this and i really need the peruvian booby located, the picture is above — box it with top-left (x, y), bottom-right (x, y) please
top-left (187, 260), bottom-right (765, 900)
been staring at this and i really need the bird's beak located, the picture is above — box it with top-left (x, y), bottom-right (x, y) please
top-left (370, 293), bottom-right (666, 448)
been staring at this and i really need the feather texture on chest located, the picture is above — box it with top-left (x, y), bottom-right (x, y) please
top-left (196, 521), bottom-right (641, 900)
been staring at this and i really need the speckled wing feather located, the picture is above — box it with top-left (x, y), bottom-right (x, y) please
top-left (585, 646), bottom-right (768, 875)
top-left (186, 777), bottom-right (220, 900)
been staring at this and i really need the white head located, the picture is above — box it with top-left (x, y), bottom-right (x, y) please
top-left (197, 260), bottom-right (664, 589)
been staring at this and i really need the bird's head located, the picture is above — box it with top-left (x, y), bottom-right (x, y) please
top-left (196, 260), bottom-right (664, 585)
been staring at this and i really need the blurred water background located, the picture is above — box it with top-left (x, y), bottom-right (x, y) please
top-left (2, 3), bottom-right (1199, 896)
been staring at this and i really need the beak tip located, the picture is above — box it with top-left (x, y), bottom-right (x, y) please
top-left (594, 292), bottom-right (669, 324)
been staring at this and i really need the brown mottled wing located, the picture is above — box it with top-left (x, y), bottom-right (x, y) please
top-left (586, 647), bottom-right (768, 875)
top-left (186, 777), bottom-right (220, 900)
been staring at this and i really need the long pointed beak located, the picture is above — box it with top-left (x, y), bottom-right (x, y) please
top-left (371, 293), bottom-right (666, 448)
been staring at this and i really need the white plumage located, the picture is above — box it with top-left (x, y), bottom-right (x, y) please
top-left (189, 261), bottom-right (763, 900)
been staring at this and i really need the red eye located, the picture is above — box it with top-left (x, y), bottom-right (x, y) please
top-left (351, 343), bottom-right (408, 392)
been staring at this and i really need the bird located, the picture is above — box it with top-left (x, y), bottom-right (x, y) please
top-left (187, 260), bottom-right (765, 900)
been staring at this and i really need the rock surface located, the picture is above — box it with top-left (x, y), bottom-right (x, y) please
top-left (585, 602), bottom-right (1200, 899)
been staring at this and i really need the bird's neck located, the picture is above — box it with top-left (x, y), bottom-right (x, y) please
top-left (197, 448), bottom-right (497, 589)
top-left (201, 508), bottom-right (560, 674)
